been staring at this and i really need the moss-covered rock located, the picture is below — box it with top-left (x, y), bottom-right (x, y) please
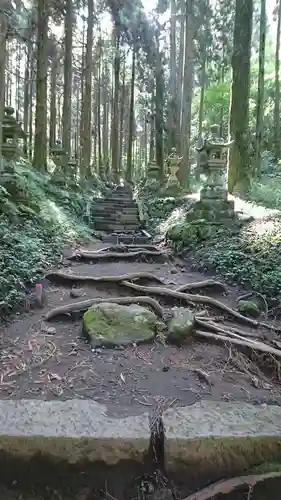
top-left (237, 300), bottom-right (261, 318)
top-left (167, 307), bottom-right (195, 345)
top-left (83, 302), bottom-right (166, 347)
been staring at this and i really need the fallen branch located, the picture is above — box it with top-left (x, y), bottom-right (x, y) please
top-left (183, 471), bottom-right (281, 500)
top-left (194, 330), bottom-right (281, 358)
top-left (45, 271), bottom-right (165, 285)
top-left (120, 281), bottom-right (275, 329)
top-left (45, 296), bottom-right (164, 321)
top-left (176, 280), bottom-right (228, 294)
top-left (67, 249), bottom-right (165, 261)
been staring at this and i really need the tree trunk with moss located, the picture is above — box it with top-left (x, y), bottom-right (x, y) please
top-left (80, 0), bottom-right (93, 179)
top-left (126, 43), bottom-right (136, 183)
top-left (179, 0), bottom-right (195, 188)
top-left (228, 0), bottom-right (253, 195)
top-left (62, 0), bottom-right (73, 163)
top-left (33, 0), bottom-right (48, 170)
top-left (111, 25), bottom-right (121, 183)
top-left (274, 0), bottom-right (281, 160)
top-left (0, 12), bottom-right (7, 170)
top-left (49, 43), bottom-right (59, 150)
top-left (255, 0), bottom-right (266, 176)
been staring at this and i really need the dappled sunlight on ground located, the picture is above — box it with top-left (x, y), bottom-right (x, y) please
top-left (156, 188), bottom-right (281, 238)
top-left (233, 196), bottom-right (280, 219)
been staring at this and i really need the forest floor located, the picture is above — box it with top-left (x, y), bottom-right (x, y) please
top-left (1, 239), bottom-right (281, 417)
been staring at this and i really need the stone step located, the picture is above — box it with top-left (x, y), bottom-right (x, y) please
top-left (94, 207), bottom-right (139, 215)
top-left (96, 202), bottom-right (138, 209)
top-left (101, 234), bottom-right (152, 244)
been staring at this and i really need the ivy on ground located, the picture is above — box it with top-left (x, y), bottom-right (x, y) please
top-left (0, 161), bottom-right (105, 306)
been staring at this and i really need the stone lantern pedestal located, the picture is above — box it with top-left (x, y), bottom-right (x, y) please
top-left (146, 159), bottom-right (161, 181)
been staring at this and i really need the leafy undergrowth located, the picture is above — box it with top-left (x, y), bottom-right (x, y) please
top-left (0, 160), bottom-right (105, 307)
top-left (146, 192), bottom-right (281, 299)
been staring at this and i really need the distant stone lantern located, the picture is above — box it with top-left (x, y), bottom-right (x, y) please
top-left (50, 140), bottom-right (67, 170)
top-left (197, 124), bottom-right (233, 203)
top-left (2, 106), bottom-right (23, 159)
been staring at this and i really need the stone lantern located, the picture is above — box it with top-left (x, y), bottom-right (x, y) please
top-left (2, 106), bottom-right (23, 159)
top-left (50, 140), bottom-right (67, 179)
top-left (194, 124), bottom-right (235, 222)
top-left (67, 156), bottom-right (78, 181)
top-left (165, 147), bottom-right (183, 194)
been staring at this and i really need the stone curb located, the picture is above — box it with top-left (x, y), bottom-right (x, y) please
top-left (1, 400), bottom-right (281, 492)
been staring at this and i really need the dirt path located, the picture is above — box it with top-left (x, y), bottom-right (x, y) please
top-left (1, 241), bottom-right (281, 417)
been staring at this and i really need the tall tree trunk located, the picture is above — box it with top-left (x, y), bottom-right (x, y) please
top-left (169, 0), bottom-right (177, 150)
top-left (23, 38), bottom-right (33, 157)
top-left (62, 0), bottom-right (73, 162)
top-left (179, 0), bottom-right (195, 188)
top-left (176, 0), bottom-right (185, 151)
top-left (0, 12), bottom-right (7, 169)
top-left (126, 44), bottom-right (136, 182)
top-left (111, 25), bottom-right (121, 183)
top-left (80, 0), bottom-right (94, 179)
top-left (255, 0), bottom-right (266, 175)
top-left (49, 46), bottom-right (58, 150)
top-left (155, 28), bottom-right (164, 181)
top-left (97, 45), bottom-right (102, 173)
top-left (33, 0), bottom-right (48, 170)
top-left (28, 53), bottom-right (35, 160)
top-left (196, 46), bottom-right (206, 181)
top-left (274, 0), bottom-right (281, 159)
top-left (228, 0), bottom-right (253, 194)
top-left (119, 57), bottom-right (126, 176)
top-left (149, 88), bottom-right (155, 162)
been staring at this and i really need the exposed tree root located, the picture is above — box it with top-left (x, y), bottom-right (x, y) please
top-left (45, 296), bottom-right (164, 321)
top-left (120, 281), bottom-right (279, 330)
top-left (96, 244), bottom-right (159, 253)
top-left (45, 271), bottom-right (165, 285)
top-left (176, 280), bottom-right (228, 294)
top-left (195, 319), bottom-right (260, 340)
top-left (195, 330), bottom-right (281, 358)
top-left (67, 249), bottom-right (165, 261)
top-left (183, 471), bottom-right (281, 500)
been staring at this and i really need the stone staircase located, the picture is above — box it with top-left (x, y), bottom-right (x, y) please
top-left (91, 184), bottom-right (150, 243)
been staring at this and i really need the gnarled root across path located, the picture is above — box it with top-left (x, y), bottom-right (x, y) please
top-left (45, 295), bottom-right (164, 321)
top-left (120, 281), bottom-right (275, 330)
top-left (45, 271), bottom-right (165, 285)
top-left (68, 249), bottom-right (166, 261)
top-left (44, 268), bottom-right (281, 358)
top-left (183, 471), bottom-right (281, 500)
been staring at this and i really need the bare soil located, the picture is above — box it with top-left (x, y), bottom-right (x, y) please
top-left (1, 241), bottom-right (281, 417)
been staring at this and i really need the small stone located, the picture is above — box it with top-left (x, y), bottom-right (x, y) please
top-left (167, 307), bottom-right (195, 345)
top-left (70, 288), bottom-right (84, 298)
top-left (41, 324), bottom-right (56, 335)
top-left (170, 267), bottom-right (178, 274)
top-left (237, 300), bottom-right (260, 318)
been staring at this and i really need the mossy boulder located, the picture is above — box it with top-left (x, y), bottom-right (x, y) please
top-left (83, 302), bottom-right (166, 348)
top-left (237, 300), bottom-right (261, 318)
top-left (167, 307), bottom-right (195, 345)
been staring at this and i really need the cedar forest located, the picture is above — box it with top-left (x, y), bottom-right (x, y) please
top-left (1, 0), bottom-right (281, 306)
